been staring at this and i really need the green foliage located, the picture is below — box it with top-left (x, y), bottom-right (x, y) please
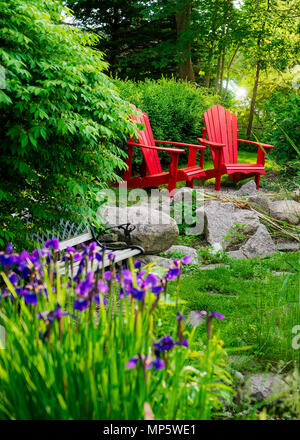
top-left (66, 0), bottom-right (177, 80)
top-left (260, 91), bottom-right (300, 163)
top-left (0, 0), bottom-right (135, 250)
top-left (115, 77), bottom-right (220, 168)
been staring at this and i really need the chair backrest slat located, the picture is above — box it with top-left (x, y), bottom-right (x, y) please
top-left (129, 106), bottom-right (162, 175)
top-left (204, 105), bottom-right (238, 165)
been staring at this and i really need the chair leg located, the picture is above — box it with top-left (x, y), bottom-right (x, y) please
top-left (255, 175), bottom-right (260, 190)
top-left (186, 179), bottom-right (194, 188)
top-left (215, 173), bottom-right (221, 191)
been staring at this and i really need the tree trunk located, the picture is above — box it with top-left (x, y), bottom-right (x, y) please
top-left (204, 0), bottom-right (219, 88)
top-left (223, 44), bottom-right (239, 98)
top-left (214, 56), bottom-right (221, 94)
top-left (246, 59), bottom-right (261, 138)
top-left (219, 51), bottom-right (225, 94)
top-left (175, 2), bottom-right (195, 82)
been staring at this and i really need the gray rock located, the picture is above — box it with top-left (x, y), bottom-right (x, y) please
top-left (228, 250), bottom-right (247, 259)
top-left (139, 255), bottom-right (173, 269)
top-left (240, 224), bottom-right (276, 258)
top-left (204, 201), bottom-right (260, 250)
top-left (236, 180), bottom-right (257, 196)
top-left (268, 200), bottom-right (300, 225)
top-left (246, 373), bottom-right (285, 401)
top-left (165, 245), bottom-right (198, 264)
top-left (204, 201), bottom-right (235, 246)
top-left (98, 205), bottom-right (178, 254)
top-left (276, 242), bottom-right (299, 252)
top-left (248, 195), bottom-right (271, 214)
top-left (174, 186), bottom-right (193, 203)
top-left (102, 232), bottom-right (119, 242)
top-left (190, 206), bottom-right (205, 235)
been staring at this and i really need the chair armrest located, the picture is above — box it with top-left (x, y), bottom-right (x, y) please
top-left (237, 139), bottom-right (274, 150)
top-left (197, 138), bottom-right (225, 148)
top-left (154, 139), bottom-right (206, 150)
top-left (127, 141), bottom-right (185, 154)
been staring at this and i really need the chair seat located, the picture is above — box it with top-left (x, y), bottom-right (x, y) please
top-left (178, 166), bottom-right (205, 181)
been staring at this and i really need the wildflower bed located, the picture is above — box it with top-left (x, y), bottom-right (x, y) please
top-left (0, 241), bottom-right (231, 420)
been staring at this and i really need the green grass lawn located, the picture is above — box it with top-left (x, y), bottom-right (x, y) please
top-left (166, 251), bottom-right (300, 370)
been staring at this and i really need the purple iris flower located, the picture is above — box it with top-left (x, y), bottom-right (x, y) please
top-left (153, 335), bottom-right (175, 352)
top-left (73, 299), bottom-right (90, 311)
top-left (5, 243), bottom-right (14, 254)
top-left (125, 355), bottom-right (153, 370)
top-left (125, 356), bottom-right (139, 369)
top-left (153, 356), bottom-right (165, 370)
top-left (66, 246), bottom-right (76, 253)
top-left (119, 287), bottom-right (126, 298)
top-left (181, 255), bottom-right (193, 264)
top-left (9, 273), bottom-right (19, 285)
top-left (103, 271), bottom-right (112, 281)
top-left (176, 338), bottom-right (189, 348)
top-left (1, 253), bottom-right (18, 266)
top-left (37, 304), bottom-right (76, 322)
top-left (76, 272), bottom-right (94, 297)
top-left (145, 273), bottom-right (159, 287)
top-left (92, 294), bottom-right (107, 306)
top-left (97, 280), bottom-right (108, 293)
top-left (44, 238), bottom-right (59, 251)
top-left (134, 261), bottom-right (142, 269)
top-left (23, 291), bottom-right (38, 306)
top-left (130, 287), bottom-right (145, 301)
top-left (210, 312), bottom-right (225, 320)
top-left (121, 269), bottom-right (132, 281)
top-left (167, 267), bottom-right (181, 280)
top-left (152, 285), bottom-right (163, 295)
top-left (176, 312), bottom-right (185, 321)
top-left (108, 252), bottom-right (115, 261)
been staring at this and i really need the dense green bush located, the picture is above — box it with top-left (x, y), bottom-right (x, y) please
top-left (115, 77), bottom-right (223, 168)
top-left (260, 91), bottom-right (300, 163)
top-left (0, 0), bottom-right (134, 249)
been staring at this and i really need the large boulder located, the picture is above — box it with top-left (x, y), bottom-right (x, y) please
top-left (98, 205), bottom-right (179, 254)
top-left (245, 373), bottom-right (285, 402)
top-left (240, 224), bottom-right (276, 258)
top-left (204, 201), bottom-right (260, 249)
top-left (268, 200), bottom-right (300, 225)
top-left (249, 196), bottom-right (300, 225)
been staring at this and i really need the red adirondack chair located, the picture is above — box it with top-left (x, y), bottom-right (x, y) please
top-left (122, 106), bottom-right (206, 194)
top-left (198, 105), bottom-right (274, 190)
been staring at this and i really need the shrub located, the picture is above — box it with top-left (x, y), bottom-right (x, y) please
top-left (115, 77), bottom-right (222, 169)
top-left (0, 0), bottom-right (135, 250)
top-left (0, 241), bottom-right (231, 419)
top-left (260, 91), bottom-right (300, 163)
